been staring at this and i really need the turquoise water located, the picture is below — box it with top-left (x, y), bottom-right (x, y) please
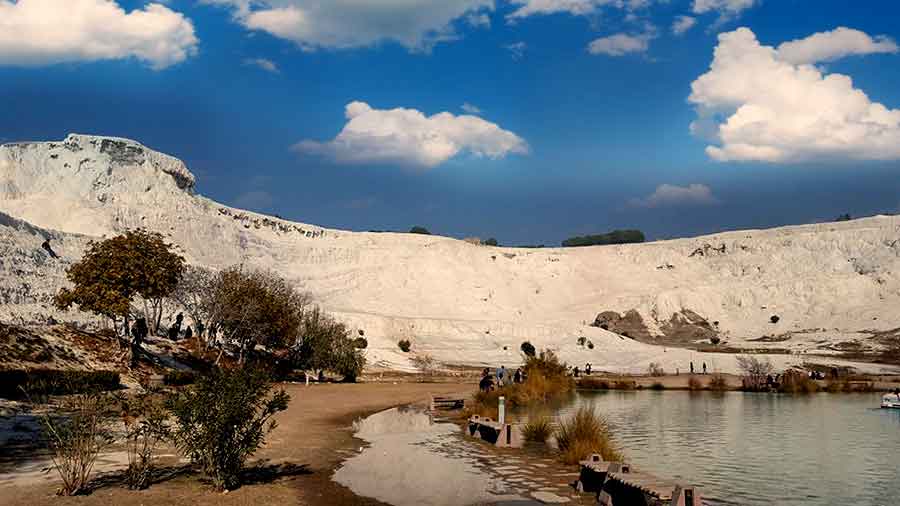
top-left (551, 391), bottom-right (900, 506)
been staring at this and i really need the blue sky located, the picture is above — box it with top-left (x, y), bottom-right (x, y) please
top-left (2, 0), bottom-right (900, 245)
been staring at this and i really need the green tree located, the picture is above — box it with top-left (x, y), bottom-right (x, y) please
top-left (290, 308), bottom-right (365, 381)
top-left (54, 229), bottom-right (184, 362)
top-left (167, 367), bottom-right (289, 491)
top-left (484, 238), bottom-right (499, 246)
top-left (409, 226), bottom-right (431, 235)
top-left (204, 266), bottom-right (310, 364)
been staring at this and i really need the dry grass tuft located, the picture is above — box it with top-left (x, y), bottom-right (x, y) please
top-left (522, 417), bottom-right (554, 443)
top-left (555, 406), bottom-right (622, 465)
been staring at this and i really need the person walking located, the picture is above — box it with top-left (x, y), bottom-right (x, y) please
top-left (702, 362), bottom-right (707, 375)
top-left (496, 366), bottom-right (505, 387)
top-left (690, 362), bottom-right (694, 374)
top-left (514, 368), bottom-right (522, 384)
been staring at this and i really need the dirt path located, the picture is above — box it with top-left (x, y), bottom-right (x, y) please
top-left (0, 382), bottom-right (471, 506)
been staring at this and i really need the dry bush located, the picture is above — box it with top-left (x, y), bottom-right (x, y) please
top-left (578, 377), bottom-right (610, 390)
top-left (736, 355), bottom-right (773, 391)
top-left (120, 393), bottom-right (169, 490)
top-left (411, 354), bottom-right (438, 376)
top-left (647, 362), bottom-right (665, 377)
top-left (779, 370), bottom-right (818, 394)
top-left (522, 417), bottom-right (554, 443)
top-left (687, 376), bottom-right (703, 391)
top-left (464, 350), bottom-right (573, 418)
top-left (650, 382), bottom-right (665, 390)
top-left (555, 406), bottom-right (622, 465)
top-left (36, 392), bottom-right (115, 495)
top-left (707, 374), bottom-right (729, 391)
top-left (612, 379), bottom-right (636, 390)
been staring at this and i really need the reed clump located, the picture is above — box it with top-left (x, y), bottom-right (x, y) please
top-left (555, 406), bottom-right (622, 465)
top-left (577, 377), bottom-right (610, 390)
top-left (687, 376), bottom-right (703, 391)
top-left (778, 370), bottom-right (818, 393)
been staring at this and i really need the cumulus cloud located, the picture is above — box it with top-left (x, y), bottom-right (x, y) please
top-left (672, 15), bottom-right (697, 36)
top-left (689, 27), bottom-right (900, 163)
top-left (776, 27), bottom-right (898, 65)
top-left (630, 184), bottom-right (719, 208)
top-left (206, 0), bottom-right (492, 52)
top-left (505, 41), bottom-right (527, 60)
top-left (588, 32), bottom-right (653, 56)
top-left (294, 101), bottom-right (529, 169)
top-left (0, 0), bottom-right (197, 69)
top-left (461, 103), bottom-right (483, 115)
top-left (243, 57), bottom-right (279, 73)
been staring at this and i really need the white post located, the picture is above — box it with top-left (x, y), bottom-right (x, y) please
top-left (498, 396), bottom-right (506, 425)
top-left (305, 372), bottom-right (310, 386)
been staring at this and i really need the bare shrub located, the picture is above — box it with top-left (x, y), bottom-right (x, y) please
top-left (411, 354), bottom-right (438, 375)
top-left (647, 362), bottom-right (665, 377)
top-left (687, 376), bottom-right (703, 390)
top-left (556, 406), bottom-right (622, 464)
top-left (120, 393), bottom-right (169, 489)
top-left (736, 355), bottom-right (773, 391)
top-left (36, 392), bottom-right (115, 495)
top-left (707, 374), bottom-right (729, 391)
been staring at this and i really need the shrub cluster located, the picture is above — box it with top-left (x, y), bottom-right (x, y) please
top-left (0, 369), bottom-right (120, 399)
top-left (398, 339), bottom-right (411, 353)
top-left (520, 341), bottom-right (536, 357)
top-left (562, 230), bottom-right (645, 247)
top-left (163, 370), bottom-right (197, 386)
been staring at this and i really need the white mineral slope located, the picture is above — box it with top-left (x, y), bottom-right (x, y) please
top-left (2, 134), bottom-right (899, 375)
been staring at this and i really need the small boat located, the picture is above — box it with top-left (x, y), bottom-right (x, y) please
top-left (881, 393), bottom-right (900, 409)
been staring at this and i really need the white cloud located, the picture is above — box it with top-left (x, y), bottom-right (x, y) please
top-left (467, 12), bottom-right (491, 28)
top-left (506, 0), bottom-right (651, 20)
top-left (461, 103), bottom-right (483, 115)
top-left (0, 0), bottom-right (197, 69)
top-left (672, 15), bottom-right (697, 36)
top-left (243, 57), bottom-right (279, 73)
top-left (588, 32), bottom-right (652, 56)
top-left (505, 41), bottom-right (527, 60)
top-left (776, 27), bottom-right (898, 65)
top-left (207, 0), bottom-right (492, 52)
top-left (630, 184), bottom-right (719, 208)
top-left (691, 0), bottom-right (755, 16)
top-left (294, 101), bottom-right (529, 169)
top-left (689, 27), bottom-right (900, 163)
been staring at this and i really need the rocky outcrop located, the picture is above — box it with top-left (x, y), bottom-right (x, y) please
top-left (593, 308), bottom-right (719, 346)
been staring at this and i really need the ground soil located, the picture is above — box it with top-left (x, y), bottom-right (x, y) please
top-left (0, 381), bottom-right (471, 506)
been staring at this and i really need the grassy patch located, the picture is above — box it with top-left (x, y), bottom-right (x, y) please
top-left (0, 369), bottom-right (120, 399)
top-left (556, 406), bottom-right (622, 465)
top-left (577, 377), bottom-right (610, 390)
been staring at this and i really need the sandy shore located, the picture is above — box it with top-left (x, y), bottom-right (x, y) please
top-left (0, 381), bottom-right (470, 506)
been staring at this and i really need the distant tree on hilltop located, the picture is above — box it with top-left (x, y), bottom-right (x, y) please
top-left (409, 226), bottom-right (431, 235)
top-left (484, 238), bottom-right (499, 246)
top-left (562, 229), bottom-right (645, 247)
top-left (835, 213), bottom-right (852, 222)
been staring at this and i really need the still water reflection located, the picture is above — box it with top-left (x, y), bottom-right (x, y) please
top-left (548, 391), bottom-right (900, 506)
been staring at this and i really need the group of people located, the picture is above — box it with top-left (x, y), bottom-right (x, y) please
top-left (479, 366), bottom-right (527, 392)
top-left (571, 363), bottom-right (592, 377)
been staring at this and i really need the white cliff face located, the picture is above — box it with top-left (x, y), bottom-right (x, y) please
top-left (2, 134), bottom-right (899, 374)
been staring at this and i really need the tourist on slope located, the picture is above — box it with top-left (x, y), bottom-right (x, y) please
top-left (514, 368), bottom-right (522, 384)
top-left (497, 366), bottom-right (506, 387)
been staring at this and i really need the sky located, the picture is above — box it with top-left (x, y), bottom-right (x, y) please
top-left (2, 0), bottom-right (900, 245)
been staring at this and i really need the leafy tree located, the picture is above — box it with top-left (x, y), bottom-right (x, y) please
top-left (54, 229), bottom-right (184, 362)
top-left (484, 238), bottom-right (499, 247)
top-left (170, 265), bottom-right (217, 340)
top-left (289, 308), bottom-right (365, 381)
top-left (409, 226), bottom-right (431, 235)
top-left (167, 367), bottom-right (289, 491)
top-left (562, 229), bottom-right (645, 247)
top-left (204, 266), bottom-right (310, 364)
